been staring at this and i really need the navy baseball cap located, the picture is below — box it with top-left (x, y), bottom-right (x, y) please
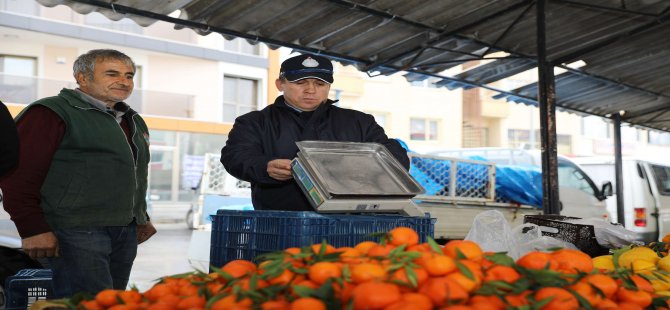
top-left (280, 54), bottom-right (334, 84)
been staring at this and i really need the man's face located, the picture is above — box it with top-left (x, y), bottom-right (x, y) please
top-left (77, 58), bottom-right (135, 106)
top-left (276, 78), bottom-right (331, 111)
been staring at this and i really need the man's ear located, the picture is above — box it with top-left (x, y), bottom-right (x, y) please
top-left (75, 72), bottom-right (86, 86)
top-left (275, 78), bottom-right (283, 92)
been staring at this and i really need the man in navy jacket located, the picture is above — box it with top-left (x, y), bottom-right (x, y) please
top-left (221, 54), bottom-right (409, 211)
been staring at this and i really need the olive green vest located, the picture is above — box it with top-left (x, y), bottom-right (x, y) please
top-left (17, 88), bottom-right (150, 229)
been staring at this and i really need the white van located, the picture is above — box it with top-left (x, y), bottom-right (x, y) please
top-left (574, 157), bottom-right (670, 242)
top-left (431, 148), bottom-right (613, 220)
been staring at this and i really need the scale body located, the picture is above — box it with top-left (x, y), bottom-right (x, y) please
top-left (291, 141), bottom-right (426, 217)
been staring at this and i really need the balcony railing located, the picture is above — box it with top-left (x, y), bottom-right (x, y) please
top-left (0, 73), bottom-right (195, 118)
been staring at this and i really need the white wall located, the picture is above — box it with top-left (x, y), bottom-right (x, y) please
top-left (343, 71), bottom-right (463, 153)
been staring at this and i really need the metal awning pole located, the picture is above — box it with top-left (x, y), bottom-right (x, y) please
top-left (612, 113), bottom-right (625, 225)
top-left (537, 0), bottom-right (560, 214)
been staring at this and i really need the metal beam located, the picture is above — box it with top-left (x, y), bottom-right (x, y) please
top-left (557, 67), bottom-right (670, 101)
top-left (411, 56), bottom-right (526, 69)
top-left (612, 113), bottom-right (626, 225)
top-left (622, 102), bottom-right (670, 120)
top-left (326, 0), bottom-right (443, 32)
top-left (360, 0), bottom-right (535, 71)
top-left (537, 0), bottom-right (561, 215)
top-left (397, 69), bottom-right (537, 103)
top-left (481, 1), bottom-right (536, 56)
top-left (557, 0), bottom-right (663, 18)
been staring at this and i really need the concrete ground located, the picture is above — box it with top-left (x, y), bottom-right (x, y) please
top-left (128, 205), bottom-right (196, 291)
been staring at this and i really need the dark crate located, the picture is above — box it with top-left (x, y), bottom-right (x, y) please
top-left (210, 210), bottom-right (435, 268)
top-left (4, 269), bottom-right (54, 310)
top-left (523, 214), bottom-right (609, 257)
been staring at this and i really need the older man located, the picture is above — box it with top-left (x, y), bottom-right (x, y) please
top-left (0, 49), bottom-right (155, 297)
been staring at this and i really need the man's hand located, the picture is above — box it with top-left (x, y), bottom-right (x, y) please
top-left (22, 232), bottom-right (59, 259)
top-left (136, 221), bottom-right (157, 244)
top-left (267, 159), bottom-right (293, 181)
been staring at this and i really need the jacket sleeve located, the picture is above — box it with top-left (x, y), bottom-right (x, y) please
top-left (220, 114), bottom-right (286, 185)
top-left (1, 106), bottom-right (63, 238)
top-left (0, 102), bottom-right (19, 178)
top-left (360, 113), bottom-right (410, 170)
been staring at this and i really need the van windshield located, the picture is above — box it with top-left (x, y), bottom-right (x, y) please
top-left (557, 161), bottom-right (595, 196)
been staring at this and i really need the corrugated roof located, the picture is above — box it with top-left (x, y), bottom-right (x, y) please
top-left (36, 0), bottom-right (670, 131)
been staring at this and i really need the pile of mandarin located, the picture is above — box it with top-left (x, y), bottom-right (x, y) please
top-left (72, 227), bottom-right (670, 310)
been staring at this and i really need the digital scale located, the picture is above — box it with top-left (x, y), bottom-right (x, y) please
top-left (291, 141), bottom-right (426, 217)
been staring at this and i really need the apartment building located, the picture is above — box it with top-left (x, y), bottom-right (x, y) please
top-left (0, 0), bottom-right (464, 208)
top-left (460, 64), bottom-right (670, 163)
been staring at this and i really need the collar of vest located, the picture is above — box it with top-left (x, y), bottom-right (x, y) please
top-left (59, 88), bottom-right (97, 109)
top-left (59, 88), bottom-right (138, 117)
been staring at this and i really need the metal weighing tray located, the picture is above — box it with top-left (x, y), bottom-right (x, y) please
top-left (291, 141), bottom-right (426, 217)
top-left (296, 141), bottom-right (423, 197)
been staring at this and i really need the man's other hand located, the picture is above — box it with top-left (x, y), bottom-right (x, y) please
top-left (22, 232), bottom-right (59, 259)
top-left (267, 159), bottom-right (293, 181)
top-left (137, 221), bottom-right (157, 244)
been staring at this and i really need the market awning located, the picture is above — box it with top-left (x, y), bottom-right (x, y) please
top-left (35, 0), bottom-right (670, 132)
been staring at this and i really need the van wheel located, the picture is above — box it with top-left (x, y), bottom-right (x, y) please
top-left (185, 209), bottom-right (194, 230)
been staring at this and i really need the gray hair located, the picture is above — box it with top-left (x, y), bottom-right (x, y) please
top-left (73, 49), bottom-right (136, 83)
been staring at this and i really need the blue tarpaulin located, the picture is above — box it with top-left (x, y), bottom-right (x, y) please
top-left (397, 140), bottom-right (542, 208)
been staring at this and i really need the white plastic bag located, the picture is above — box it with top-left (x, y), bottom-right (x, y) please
top-left (464, 209), bottom-right (516, 254)
top-left (509, 223), bottom-right (577, 259)
top-left (564, 217), bottom-right (642, 248)
top-left (465, 210), bottom-right (577, 259)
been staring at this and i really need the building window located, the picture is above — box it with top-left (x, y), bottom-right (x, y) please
top-left (147, 130), bottom-right (228, 204)
top-left (410, 118), bottom-right (438, 141)
top-left (0, 54), bottom-right (36, 76)
top-left (508, 129), bottom-right (531, 148)
top-left (507, 129), bottom-right (572, 153)
top-left (620, 126), bottom-right (641, 142)
top-left (224, 38), bottom-right (261, 55)
top-left (556, 134), bottom-right (572, 154)
top-left (581, 116), bottom-right (610, 139)
top-left (223, 76), bottom-right (258, 123)
top-left (369, 112), bottom-right (387, 130)
top-left (0, 54), bottom-right (37, 104)
top-left (649, 131), bottom-right (670, 145)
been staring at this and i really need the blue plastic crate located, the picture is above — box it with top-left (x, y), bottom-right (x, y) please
top-left (210, 210), bottom-right (435, 268)
top-left (4, 269), bottom-right (54, 310)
